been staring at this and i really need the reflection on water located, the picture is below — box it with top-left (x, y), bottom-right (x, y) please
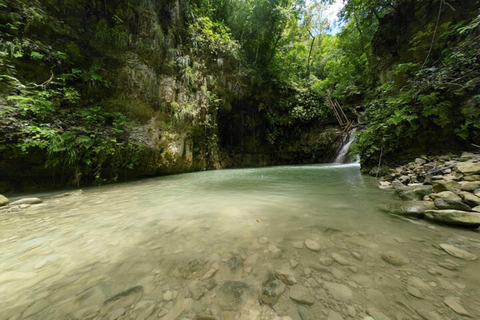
top-left (1, 164), bottom-right (480, 319)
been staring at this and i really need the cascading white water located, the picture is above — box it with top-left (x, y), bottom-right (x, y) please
top-left (333, 128), bottom-right (359, 163)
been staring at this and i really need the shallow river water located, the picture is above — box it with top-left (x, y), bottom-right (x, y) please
top-left (1, 164), bottom-right (480, 320)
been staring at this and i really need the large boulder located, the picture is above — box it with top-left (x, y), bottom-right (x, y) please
top-left (387, 201), bottom-right (436, 218)
top-left (430, 191), bottom-right (462, 202)
top-left (0, 194), bottom-right (9, 207)
top-left (432, 180), bottom-right (460, 193)
top-left (459, 191), bottom-right (480, 207)
top-left (460, 181), bottom-right (480, 192)
top-left (434, 198), bottom-right (471, 211)
top-left (425, 210), bottom-right (480, 227)
top-left (457, 162), bottom-right (480, 175)
top-left (394, 185), bottom-right (433, 201)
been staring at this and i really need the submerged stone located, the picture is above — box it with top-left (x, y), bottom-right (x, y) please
top-left (289, 284), bottom-right (314, 305)
top-left (444, 296), bottom-right (471, 316)
top-left (259, 280), bottom-right (286, 306)
top-left (439, 244), bottom-right (477, 261)
top-left (380, 251), bottom-right (409, 266)
top-left (304, 240), bottom-right (321, 251)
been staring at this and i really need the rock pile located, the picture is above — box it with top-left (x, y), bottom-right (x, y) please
top-left (380, 152), bottom-right (480, 228)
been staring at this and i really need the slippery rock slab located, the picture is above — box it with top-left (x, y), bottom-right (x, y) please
top-left (432, 180), bottom-right (460, 193)
top-left (460, 191), bottom-right (480, 207)
top-left (289, 284), bottom-right (314, 305)
top-left (102, 286), bottom-right (143, 315)
top-left (464, 175), bottom-right (480, 181)
top-left (406, 285), bottom-right (424, 299)
top-left (380, 251), bottom-right (409, 266)
top-left (457, 161), bottom-right (480, 175)
top-left (444, 296), bottom-right (471, 317)
top-left (387, 201), bottom-right (436, 218)
top-left (475, 188), bottom-right (480, 197)
top-left (395, 185), bottom-right (433, 201)
top-left (0, 194), bottom-right (9, 206)
top-left (292, 241), bottom-right (304, 249)
top-left (328, 310), bottom-right (344, 320)
top-left (304, 240), bottom-right (321, 251)
top-left (10, 197), bottom-right (42, 206)
top-left (324, 282), bottom-right (353, 301)
top-left (431, 191), bottom-right (462, 202)
top-left (366, 307), bottom-right (392, 320)
top-left (331, 253), bottom-right (351, 266)
top-left (460, 181), bottom-right (480, 192)
top-left (72, 306), bottom-right (100, 320)
top-left (407, 276), bottom-right (430, 290)
top-left (416, 309), bottom-right (443, 320)
top-left (425, 210), bottom-right (480, 227)
top-left (439, 244), bottom-right (477, 261)
top-left (434, 198), bottom-right (471, 211)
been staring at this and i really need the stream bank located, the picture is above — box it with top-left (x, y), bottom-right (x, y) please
top-left (380, 151), bottom-right (480, 231)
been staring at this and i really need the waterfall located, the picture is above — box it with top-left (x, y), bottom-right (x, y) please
top-left (333, 128), bottom-right (359, 164)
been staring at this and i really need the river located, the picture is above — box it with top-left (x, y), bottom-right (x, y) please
top-left (1, 164), bottom-right (480, 319)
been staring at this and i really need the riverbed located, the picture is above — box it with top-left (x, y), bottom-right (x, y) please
top-left (1, 164), bottom-right (480, 319)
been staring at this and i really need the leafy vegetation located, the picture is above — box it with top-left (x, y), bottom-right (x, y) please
top-left (0, 0), bottom-right (479, 190)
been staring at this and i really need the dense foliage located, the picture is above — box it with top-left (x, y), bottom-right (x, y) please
top-left (0, 0), bottom-right (479, 190)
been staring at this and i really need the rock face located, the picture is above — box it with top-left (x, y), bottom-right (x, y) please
top-left (439, 244), bottom-right (478, 261)
top-left (425, 210), bottom-right (480, 227)
top-left (434, 198), bottom-right (471, 211)
top-left (0, 194), bottom-right (9, 206)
